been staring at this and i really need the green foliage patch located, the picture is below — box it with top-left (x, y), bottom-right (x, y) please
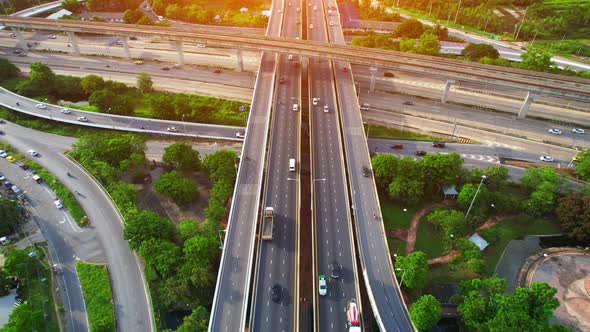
top-left (76, 262), bottom-right (115, 332)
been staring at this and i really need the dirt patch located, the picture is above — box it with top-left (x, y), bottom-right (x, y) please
top-left (135, 166), bottom-right (212, 224)
top-left (387, 229), bottom-right (408, 241)
top-left (406, 200), bottom-right (456, 255)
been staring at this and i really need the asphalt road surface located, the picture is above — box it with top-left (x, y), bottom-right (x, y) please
top-left (208, 0), bottom-right (282, 329)
top-left (308, 2), bottom-right (361, 331)
top-left (0, 121), bottom-right (153, 332)
top-left (250, 1), bottom-right (301, 331)
top-left (327, 0), bottom-right (415, 330)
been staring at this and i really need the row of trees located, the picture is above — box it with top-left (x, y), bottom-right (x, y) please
top-left (69, 133), bottom-right (239, 329)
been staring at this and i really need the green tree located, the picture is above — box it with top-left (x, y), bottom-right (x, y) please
top-left (388, 156), bottom-right (424, 205)
top-left (137, 16), bottom-right (154, 25)
top-left (3, 248), bottom-right (32, 278)
top-left (395, 251), bottom-right (428, 289)
top-left (399, 37), bottom-right (416, 53)
top-left (122, 9), bottom-right (145, 23)
top-left (371, 154), bottom-right (398, 190)
top-left (137, 72), bottom-right (153, 93)
top-left (461, 43), bottom-right (500, 61)
top-left (184, 234), bottom-right (218, 269)
top-left (80, 74), bottom-right (105, 95)
top-left (415, 32), bottom-right (440, 56)
top-left (163, 141), bottom-right (201, 172)
top-left (395, 18), bottom-right (424, 38)
top-left (138, 239), bottom-right (182, 278)
top-left (457, 182), bottom-right (490, 214)
top-left (71, 133), bottom-right (146, 168)
top-left (150, 94), bottom-right (176, 120)
top-left (410, 294), bottom-right (441, 331)
top-left (482, 166), bottom-right (509, 190)
top-left (521, 49), bottom-right (554, 72)
top-left (177, 306), bottom-right (209, 332)
top-left (123, 209), bottom-right (176, 251)
top-left (1, 303), bottom-right (45, 332)
top-left (422, 152), bottom-right (464, 191)
top-left (575, 148), bottom-right (590, 180)
top-left (107, 181), bottom-right (138, 209)
top-left (0, 197), bottom-right (20, 235)
top-left (427, 208), bottom-right (468, 239)
top-left (432, 24), bottom-right (448, 40)
top-left (154, 171), bottom-right (199, 207)
top-left (556, 192), bottom-right (590, 243)
top-left (203, 150), bottom-right (238, 183)
top-left (525, 181), bottom-right (556, 217)
top-left (0, 269), bottom-right (12, 296)
top-left (0, 58), bottom-right (19, 81)
top-left (110, 94), bottom-right (135, 116)
top-left (521, 166), bottom-right (561, 193)
top-left (62, 0), bottom-right (83, 12)
top-left (89, 89), bottom-right (116, 112)
top-left (17, 62), bottom-right (55, 96)
top-left (54, 75), bottom-right (85, 100)
top-left (179, 219), bottom-right (201, 243)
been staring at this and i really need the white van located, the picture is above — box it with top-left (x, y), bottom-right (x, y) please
top-left (293, 103), bottom-right (299, 112)
top-left (289, 158), bottom-right (296, 172)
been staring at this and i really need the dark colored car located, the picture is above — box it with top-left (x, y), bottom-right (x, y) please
top-left (384, 71), bottom-right (395, 77)
top-left (390, 144), bottom-right (403, 149)
top-left (362, 166), bottom-right (371, 177)
top-left (279, 76), bottom-right (285, 84)
top-left (0, 130), bottom-right (4, 135)
top-left (272, 284), bottom-right (281, 303)
top-left (161, 67), bottom-right (170, 71)
top-left (129, 36), bottom-right (138, 40)
top-left (403, 101), bottom-right (414, 105)
top-left (331, 263), bottom-right (341, 279)
top-left (415, 150), bottom-right (427, 156)
top-left (432, 142), bottom-right (446, 148)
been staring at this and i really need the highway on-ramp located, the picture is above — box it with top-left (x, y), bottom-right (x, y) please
top-left (250, 0), bottom-right (301, 331)
top-left (327, 0), bottom-right (415, 330)
top-left (207, 0), bottom-right (282, 330)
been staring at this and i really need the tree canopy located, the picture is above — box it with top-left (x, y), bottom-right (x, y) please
top-left (123, 208), bottom-right (176, 251)
top-left (461, 43), bottom-right (500, 61)
top-left (154, 171), bottom-right (199, 207)
top-left (0, 197), bottom-right (20, 235)
top-left (371, 154), bottom-right (398, 190)
top-left (410, 294), bottom-right (441, 331)
top-left (162, 141), bottom-right (201, 172)
top-left (556, 192), bottom-right (590, 243)
top-left (137, 72), bottom-right (153, 93)
top-left (395, 251), bottom-right (428, 289)
top-left (395, 19), bottom-right (424, 38)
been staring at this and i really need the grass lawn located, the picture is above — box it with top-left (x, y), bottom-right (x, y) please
top-left (76, 262), bottom-right (115, 332)
top-left (387, 236), bottom-right (407, 257)
top-left (479, 215), bottom-right (561, 274)
top-left (380, 195), bottom-right (418, 230)
top-left (368, 124), bottom-right (443, 141)
top-left (414, 218), bottom-right (447, 259)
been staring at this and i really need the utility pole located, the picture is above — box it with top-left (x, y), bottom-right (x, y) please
top-left (465, 175), bottom-right (486, 219)
top-left (454, 0), bottom-right (462, 24)
top-left (514, 6), bottom-right (529, 41)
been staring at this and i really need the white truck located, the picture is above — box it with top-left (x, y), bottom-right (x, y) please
top-left (262, 207), bottom-right (274, 240)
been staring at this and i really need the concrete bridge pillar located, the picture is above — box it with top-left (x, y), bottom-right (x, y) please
top-left (441, 79), bottom-right (455, 104)
top-left (175, 40), bottom-right (184, 65)
top-left (12, 29), bottom-right (26, 49)
top-left (120, 36), bottom-right (131, 59)
top-left (67, 31), bottom-right (80, 55)
top-left (236, 49), bottom-right (244, 72)
top-left (369, 66), bottom-right (378, 93)
top-left (518, 92), bottom-right (540, 118)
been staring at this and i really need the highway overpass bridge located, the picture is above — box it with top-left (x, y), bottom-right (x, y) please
top-left (1, 16), bottom-right (589, 108)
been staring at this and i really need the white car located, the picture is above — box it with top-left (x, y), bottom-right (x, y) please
top-left (158, 15), bottom-right (164, 20)
top-left (296, 7), bottom-right (300, 12)
top-left (61, 108), bottom-right (71, 114)
top-left (54, 200), bottom-right (63, 209)
top-left (77, 116), bottom-right (88, 122)
top-left (312, 97), bottom-right (318, 105)
top-left (47, 35), bottom-right (57, 39)
top-left (572, 128), bottom-right (585, 134)
top-left (329, 21), bottom-right (334, 26)
top-left (236, 132), bottom-right (245, 138)
top-left (167, 126), bottom-right (178, 132)
top-left (293, 104), bottom-right (298, 112)
top-left (309, 24), bottom-right (314, 29)
top-left (318, 275), bottom-right (327, 296)
top-left (548, 128), bottom-right (562, 135)
top-left (323, 104), bottom-right (329, 113)
top-left (288, 54), bottom-right (293, 60)
top-left (28, 150), bottom-right (38, 157)
top-left (35, 103), bottom-right (46, 109)
top-left (196, 44), bottom-right (206, 48)
top-left (0, 150), bottom-right (7, 158)
top-left (540, 155), bottom-right (554, 162)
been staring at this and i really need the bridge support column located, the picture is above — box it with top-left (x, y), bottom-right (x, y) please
top-left (12, 29), bottom-right (26, 49)
top-left (67, 32), bottom-right (80, 55)
top-left (369, 66), bottom-right (378, 93)
top-left (120, 36), bottom-right (131, 59)
top-left (175, 41), bottom-right (184, 65)
top-left (518, 92), bottom-right (539, 118)
top-left (441, 79), bottom-right (455, 104)
top-left (236, 49), bottom-right (244, 72)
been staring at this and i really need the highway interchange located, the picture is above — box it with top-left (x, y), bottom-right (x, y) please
top-left (0, 3), bottom-right (589, 332)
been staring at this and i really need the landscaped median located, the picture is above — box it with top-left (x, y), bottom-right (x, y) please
top-left (76, 261), bottom-right (115, 332)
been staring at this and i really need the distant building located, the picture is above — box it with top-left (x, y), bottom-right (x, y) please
top-left (468, 233), bottom-right (489, 251)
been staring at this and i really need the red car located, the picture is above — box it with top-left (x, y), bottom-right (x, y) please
top-left (341, 66), bottom-right (347, 72)
top-left (213, 69), bottom-right (222, 74)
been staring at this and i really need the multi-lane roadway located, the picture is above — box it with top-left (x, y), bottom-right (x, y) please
top-left (308, 1), bottom-right (361, 330)
top-left (250, 0), bottom-right (301, 330)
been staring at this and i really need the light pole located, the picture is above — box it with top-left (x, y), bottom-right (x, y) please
top-left (107, 107), bottom-right (115, 129)
top-left (395, 268), bottom-right (407, 287)
top-left (364, 122), bottom-right (370, 139)
top-left (465, 175), bottom-right (486, 219)
top-left (182, 114), bottom-right (187, 132)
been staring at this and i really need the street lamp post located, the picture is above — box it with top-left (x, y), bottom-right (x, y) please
top-left (465, 175), bottom-right (486, 219)
top-left (182, 114), bottom-right (187, 133)
top-left (395, 268), bottom-right (407, 287)
top-left (107, 107), bottom-right (115, 129)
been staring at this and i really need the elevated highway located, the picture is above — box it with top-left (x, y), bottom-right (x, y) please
top-left (0, 17), bottom-right (589, 102)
